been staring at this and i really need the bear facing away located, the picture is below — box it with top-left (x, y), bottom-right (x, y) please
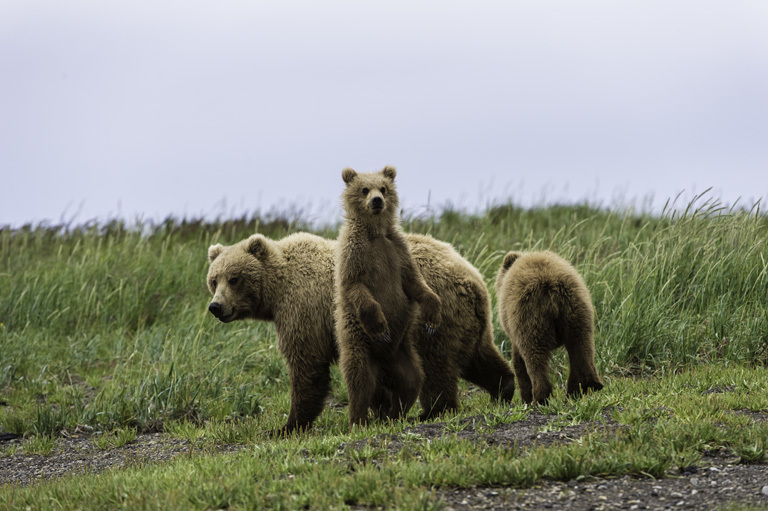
top-left (207, 232), bottom-right (515, 432)
top-left (495, 250), bottom-right (603, 405)
top-left (335, 166), bottom-right (442, 425)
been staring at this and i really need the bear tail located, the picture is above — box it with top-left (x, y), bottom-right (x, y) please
top-left (529, 280), bottom-right (572, 319)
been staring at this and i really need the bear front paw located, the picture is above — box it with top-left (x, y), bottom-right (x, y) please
top-left (359, 303), bottom-right (388, 340)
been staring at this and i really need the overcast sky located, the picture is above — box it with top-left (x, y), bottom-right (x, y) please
top-left (2, 1), bottom-right (767, 228)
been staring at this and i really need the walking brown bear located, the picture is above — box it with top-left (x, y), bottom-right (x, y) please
top-left (495, 250), bottom-right (603, 405)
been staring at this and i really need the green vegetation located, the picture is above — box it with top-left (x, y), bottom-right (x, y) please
top-left (1, 195), bottom-right (767, 509)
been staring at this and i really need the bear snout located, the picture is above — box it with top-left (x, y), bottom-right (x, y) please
top-left (208, 302), bottom-right (224, 318)
top-left (371, 196), bottom-right (384, 210)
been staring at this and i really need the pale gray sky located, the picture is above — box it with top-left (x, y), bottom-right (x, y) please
top-left (2, 1), bottom-right (767, 228)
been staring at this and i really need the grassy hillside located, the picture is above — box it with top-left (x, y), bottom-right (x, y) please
top-left (1, 196), bottom-right (767, 509)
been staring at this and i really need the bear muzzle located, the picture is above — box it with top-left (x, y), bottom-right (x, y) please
top-left (369, 195), bottom-right (384, 213)
top-left (208, 301), bottom-right (234, 322)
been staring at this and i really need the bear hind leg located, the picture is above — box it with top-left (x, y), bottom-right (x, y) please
top-left (510, 344), bottom-right (533, 404)
top-left (372, 385), bottom-right (393, 420)
top-left (462, 342), bottom-right (516, 403)
top-left (385, 342), bottom-right (424, 419)
top-left (341, 345), bottom-right (378, 426)
top-left (565, 336), bottom-right (603, 397)
top-left (519, 342), bottom-right (553, 405)
top-left (418, 381), bottom-right (458, 421)
top-left (417, 339), bottom-right (459, 420)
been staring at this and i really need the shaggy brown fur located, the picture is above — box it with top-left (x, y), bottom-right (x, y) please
top-left (335, 166), bottom-right (442, 425)
top-left (495, 250), bottom-right (603, 405)
top-left (208, 233), bottom-right (338, 430)
top-left (207, 232), bottom-right (515, 432)
top-left (406, 234), bottom-right (515, 418)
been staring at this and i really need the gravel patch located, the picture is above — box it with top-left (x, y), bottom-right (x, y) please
top-left (437, 458), bottom-right (768, 510)
top-left (345, 409), bottom-right (622, 455)
top-left (1, 432), bottom-right (196, 486)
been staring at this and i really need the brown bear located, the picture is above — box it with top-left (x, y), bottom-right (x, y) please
top-left (334, 165), bottom-right (442, 425)
top-left (495, 250), bottom-right (603, 405)
top-left (207, 233), bottom-right (515, 433)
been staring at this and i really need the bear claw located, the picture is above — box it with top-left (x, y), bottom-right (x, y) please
top-left (425, 323), bottom-right (436, 335)
top-left (377, 330), bottom-right (392, 343)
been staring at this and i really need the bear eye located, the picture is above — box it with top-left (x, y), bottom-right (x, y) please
top-left (380, 187), bottom-right (386, 195)
top-left (229, 277), bottom-right (239, 285)
top-left (362, 187), bottom-right (369, 195)
top-left (211, 279), bottom-right (217, 290)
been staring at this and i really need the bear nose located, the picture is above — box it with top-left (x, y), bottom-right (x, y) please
top-left (372, 196), bottom-right (383, 209)
top-left (208, 302), bottom-right (223, 318)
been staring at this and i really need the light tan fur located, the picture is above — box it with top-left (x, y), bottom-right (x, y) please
top-left (208, 233), bottom-right (338, 431)
top-left (495, 250), bottom-right (603, 405)
top-left (407, 234), bottom-right (515, 417)
top-left (207, 232), bottom-right (515, 432)
top-left (335, 166), bottom-right (441, 425)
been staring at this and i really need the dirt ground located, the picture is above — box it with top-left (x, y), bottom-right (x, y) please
top-left (2, 411), bottom-right (767, 510)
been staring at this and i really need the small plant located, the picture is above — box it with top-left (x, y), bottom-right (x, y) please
top-left (227, 383), bottom-right (263, 418)
top-left (0, 412), bottom-right (26, 436)
top-left (165, 420), bottom-right (208, 447)
top-left (505, 406), bottom-right (529, 422)
top-left (348, 444), bottom-right (387, 465)
top-left (207, 416), bottom-right (266, 445)
top-left (731, 426), bottom-right (767, 463)
top-left (483, 413), bottom-right (508, 428)
top-left (94, 427), bottom-right (137, 450)
top-left (1, 443), bottom-right (19, 457)
top-left (566, 395), bottom-right (608, 423)
top-left (311, 442), bottom-right (342, 459)
top-left (22, 434), bottom-right (57, 456)
top-left (443, 416), bottom-right (469, 433)
top-left (545, 448), bottom-right (595, 480)
top-left (32, 404), bottom-right (69, 437)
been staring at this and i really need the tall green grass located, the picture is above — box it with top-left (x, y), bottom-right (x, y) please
top-left (1, 196), bottom-right (766, 438)
top-left (407, 196), bottom-right (767, 371)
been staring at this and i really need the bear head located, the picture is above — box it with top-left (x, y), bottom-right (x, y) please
top-left (206, 234), bottom-right (279, 323)
top-left (341, 165), bottom-right (399, 222)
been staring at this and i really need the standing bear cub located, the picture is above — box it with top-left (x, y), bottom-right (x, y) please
top-left (335, 166), bottom-right (441, 425)
top-left (495, 250), bottom-right (603, 405)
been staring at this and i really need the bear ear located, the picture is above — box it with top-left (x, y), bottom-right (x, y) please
top-left (342, 167), bottom-right (357, 185)
top-left (381, 165), bottom-right (396, 181)
top-left (208, 244), bottom-right (225, 263)
top-left (502, 251), bottom-right (522, 271)
top-left (246, 234), bottom-right (270, 260)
